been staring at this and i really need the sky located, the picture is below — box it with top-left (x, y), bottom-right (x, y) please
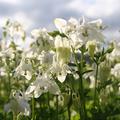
top-left (0, 0), bottom-right (120, 40)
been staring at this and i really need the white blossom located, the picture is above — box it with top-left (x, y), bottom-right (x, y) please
top-left (26, 74), bottom-right (60, 98)
top-left (30, 28), bottom-right (54, 53)
top-left (55, 35), bottom-right (71, 64)
top-left (14, 56), bottom-right (33, 80)
top-left (49, 58), bottom-right (70, 83)
top-left (107, 42), bottom-right (120, 62)
top-left (4, 91), bottom-right (31, 116)
top-left (111, 63), bottom-right (120, 79)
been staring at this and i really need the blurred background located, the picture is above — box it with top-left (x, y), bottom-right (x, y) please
top-left (0, 0), bottom-right (120, 40)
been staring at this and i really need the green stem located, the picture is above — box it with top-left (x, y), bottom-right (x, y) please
top-left (56, 95), bottom-right (58, 120)
top-left (32, 96), bottom-right (35, 120)
top-left (0, 76), bottom-right (1, 96)
top-left (72, 46), bottom-right (86, 120)
top-left (47, 92), bottom-right (50, 110)
top-left (8, 71), bottom-right (11, 96)
top-left (47, 92), bottom-right (51, 120)
top-left (67, 90), bottom-right (72, 120)
top-left (68, 106), bottom-right (71, 120)
top-left (13, 113), bottom-right (18, 120)
top-left (94, 63), bottom-right (99, 108)
top-left (79, 51), bottom-right (87, 120)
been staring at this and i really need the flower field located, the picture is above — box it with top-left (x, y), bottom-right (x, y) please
top-left (0, 17), bottom-right (120, 120)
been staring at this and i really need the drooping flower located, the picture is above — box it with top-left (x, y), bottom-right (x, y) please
top-left (49, 59), bottom-right (70, 83)
top-left (86, 40), bottom-right (97, 58)
top-left (111, 63), bottom-right (120, 79)
top-left (30, 28), bottom-right (54, 53)
top-left (107, 42), bottom-right (120, 62)
top-left (0, 47), bottom-right (15, 59)
top-left (14, 55), bottom-right (33, 80)
top-left (4, 91), bottom-right (31, 116)
top-left (54, 17), bottom-right (78, 34)
top-left (54, 35), bottom-right (71, 64)
top-left (25, 74), bottom-right (60, 98)
top-left (78, 17), bottom-right (104, 43)
top-left (38, 51), bottom-right (54, 66)
top-left (99, 61), bottom-right (111, 82)
top-left (3, 19), bottom-right (26, 40)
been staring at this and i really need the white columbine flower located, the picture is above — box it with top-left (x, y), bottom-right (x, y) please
top-left (86, 40), bottom-right (97, 58)
top-left (0, 48), bottom-right (15, 59)
top-left (14, 56), bottom-right (33, 80)
top-left (111, 63), bottom-right (120, 79)
top-left (31, 28), bottom-right (54, 53)
top-left (54, 17), bottom-right (78, 34)
top-left (49, 55), bottom-right (71, 83)
top-left (55, 35), bottom-right (71, 64)
top-left (4, 91), bottom-right (31, 116)
top-left (38, 51), bottom-right (54, 65)
top-left (26, 74), bottom-right (60, 98)
top-left (3, 19), bottom-right (25, 39)
top-left (108, 42), bottom-right (120, 62)
top-left (78, 17), bottom-right (104, 43)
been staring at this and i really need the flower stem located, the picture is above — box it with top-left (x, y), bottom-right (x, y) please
top-left (94, 63), bottom-right (99, 108)
top-left (79, 50), bottom-right (87, 120)
top-left (56, 95), bottom-right (58, 120)
top-left (47, 92), bottom-right (51, 120)
top-left (68, 105), bottom-right (71, 120)
top-left (32, 95), bottom-right (35, 120)
top-left (71, 46), bottom-right (87, 120)
top-left (13, 113), bottom-right (18, 120)
top-left (8, 71), bottom-right (11, 96)
top-left (67, 90), bottom-right (72, 120)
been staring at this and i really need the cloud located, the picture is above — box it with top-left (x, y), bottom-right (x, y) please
top-left (0, 0), bottom-right (21, 5)
top-left (0, 0), bottom-right (120, 41)
top-left (67, 0), bottom-right (120, 18)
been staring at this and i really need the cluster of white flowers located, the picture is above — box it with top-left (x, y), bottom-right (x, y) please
top-left (0, 17), bottom-right (120, 117)
top-left (54, 17), bottom-right (104, 49)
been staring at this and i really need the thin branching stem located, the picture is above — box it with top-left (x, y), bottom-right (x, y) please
top-left (94, 63), bottom-right (99, 108)
top-left (71, 46), bottom-right (87, 120)
top-left (32, 95), bottom-right (35, 120)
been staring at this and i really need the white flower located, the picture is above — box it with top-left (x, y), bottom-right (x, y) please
top-left (54, 18), bottom-right (67, 33)
top-left (38, 51), bottom-right (54, 65)
top-left (108, 42), bottom-right (120, 62)
top-left (86, 40), bottom-right (97, 57)
top-left (0, 48), bottom-right (15, 58)
top-left (26, 74), bottom-right (60, 98)
top-left (111, 63), bottom-right (120, 79)
top-left (79, 17), bottom-right (104, 42)
top-left (3, 19), bottom-right (25, 39)
top-left (0, 67), bottom-right (7, 76)
top-left (54, 17), bottom-right (78, 34)
top-left (69, 33), bottom-right (83, 49)
top-left (31, 28), bottom-right (54, 53)
top-left (88, 19), bottom-right (103, 29)
top-left (4, 91), bottom-right (31, 116)
top-left (14, 56), bottom-right (33, 80)
top-left (55, 35), bottom-right (71, 64)
top-left (99, 61), bottom-right (111, 82)
top-left (49, 57), bottom-right (70, 83)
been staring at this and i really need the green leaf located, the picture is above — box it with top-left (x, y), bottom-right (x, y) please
top-left (48, 30), bottom-right (67, 38)
top-left (3, 31), bottom-right (7, 38)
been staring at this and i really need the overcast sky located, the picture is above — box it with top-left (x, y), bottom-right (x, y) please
top-left (0, 0), bottom-right (120, 40)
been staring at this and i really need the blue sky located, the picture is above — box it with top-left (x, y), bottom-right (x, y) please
top-left (0, 0), bottom-right (120, 40)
